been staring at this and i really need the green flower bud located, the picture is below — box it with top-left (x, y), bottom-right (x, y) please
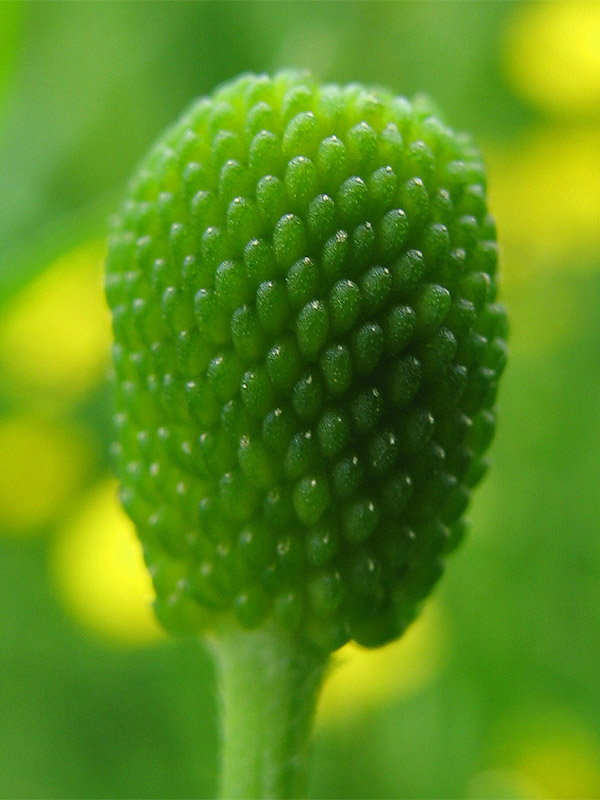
top-left (106, 71), bottom-right (507, 652)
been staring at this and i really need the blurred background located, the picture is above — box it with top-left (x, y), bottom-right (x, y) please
top-left (1, 2), bottom-right (599, 798)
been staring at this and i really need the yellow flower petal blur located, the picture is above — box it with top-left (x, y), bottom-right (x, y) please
top-left (51, 478), bottom-right (165, 645)
top-left (0, 240), bottom-right (111, 405)
top-left (484, 707), bottom-right (600, 800)
top-left (486, 127), bottom-right (600, 282)
top-left (0, 414), bottom-right (92, 534)
top-left (504, 1), bottom-right (600, 116)
top-left (316, 600), bottom-right (446, 724)
top-left (517, 736), bottom-right (600, 800)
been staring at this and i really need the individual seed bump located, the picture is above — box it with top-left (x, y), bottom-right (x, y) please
top-left (261, 405), bottom-right (295, 456)
top-left (256, 279), bottom-right (290, 335)
top-left (266, 337), bottom-right (302, 392)
top-left (343, 497), bottom-right (379, 544)
top-left (383, 304), bottom-right (416, 355)
top-left (282, 110), bottom-right (320, 157)
top-left (234, 585), bottom-right (270, 628)
top-left (185, 379), bottom-right (220, 427)
top-left (201, 226), bottom-right (230, 275)
top-left (243, 238), bottom-right (276, 289)
top-left (281, 84), bottom-right (314, 121)
top-left (221, 398), bottom-right (251, 447)
top-left (391, 248), bottom-right (426, 296)
top-left (367, 429), bottom-right (399, 477)
top-left (351, 323), bottom-right (384, 377)
top-left (320, 344), bottom-right (352, 396)
top-left (349, 221), bottom-right (376, 274)
top-left (460, 270), bottom-right (491, 311)
top-left (430, 188), bottom-right (453, 225)
top-left (368, 165), bottom-right (398, 216)
top-left (337, 176), bottom-right (369, 229)
top-left (349, 550), bottom-right (383, 598)
top-left (378, 123), bottom-right (404, 170)
top-left (194, 289), bottom-right (229, 343)
top-left (307, 569), bottom-right (344, 616)
top-left (276, 533), bottom-right (304, 575)
top-left (292, 370), bottom-right (325, 421)
top-left (293, 474), bottom-right (330, 526)
top-left (328, 279), bottom-right (361, 336)
top-left (219, 159), bottom-right (250, 204)
top-left (331, 453), bottom-right (364, 499)
top-left (317, 409), bottom-right (350, 459)
top-left (453, 214), bottom-right (479, 253)
top-left (413, 283), bottom-right (452, 337)
top-left (263, 485), bottom-right (295, 528)
top-left (445, 298), bottom-right (477, 339)
top-left (198, 430), bottom-right (235, 477)
top-left (307, 194), bottom-right (337, 246)
top-left (206, 351), bottom-right (243, 402)
top-left (274, 591), bottom-right (304, 630)
top-left (212, 129), bottom-right (243, 167)
top-left (231, 304), bottom-right (266, 361)
top-left (396, 407), bottom-right (435, 456)
top-left (240, 367), bottom-right (274, 418)
top-left (245, 101), bottom-right (277, 140)
top-left (285, 431), bottom-right (318, 479)
top-left (403, 139), bottom-right (435, 184)
top-left (256, 176), bottom-right (287, 229)
top-left (422, 222), bottom-right (451, 270)
top-left (162, 286), bottom-right (194, 331)
top-left (360, 266), bottom-right (393, 316)
top-left (350, 386), bottom-right (383, 435)
top-left (285, 156), bottom-right (319, 214)
top-left (226, 196), bottom-right (261, 251)
top-left (306, 521), bottom-right (339, 567)
top-left (457, 183), bottom-right (486, 220)
top-left (386, 354), bottom-right (422, 409)
top-left (483, 336), bottom-right (508, 376)
top-left (399, 176), bottom-right (429, 230)
top-left (321, 230), bottom-right (349, 283)
top-left (380, 471), bottom-right (413, 517)
top-left (219, 469), bottom-right (260, 521)
top-left (286, 257), bottom-right (319, 309)
top-left (316, 135), bottom-right (348, 194)
top-left (296, 300), bottom-right (329, 358)
top-left (237, 435), bottom-right (275, 488)
top-left (249, 129), bottom-right (283, 177)
top-left (215, 260), bottom-right (251, 311)
top-left (345, 121), bottom-right (377, 172)
top-left (416, 326), bottom-right (457, 379)
top-left (376, 208), bottom-right (409, 261)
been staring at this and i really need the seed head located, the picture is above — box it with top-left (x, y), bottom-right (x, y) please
top-left (106, 72), bottom-right (507, 652)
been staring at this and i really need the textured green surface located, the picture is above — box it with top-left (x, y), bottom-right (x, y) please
top-left (106, 71), bottom-right (507, 652)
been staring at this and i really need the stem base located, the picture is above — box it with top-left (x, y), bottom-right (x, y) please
top-left (210, 625), bottom-right (329, 800)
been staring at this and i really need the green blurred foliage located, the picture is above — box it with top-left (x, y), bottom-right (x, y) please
top-left (1, 2), bottom-right (599, 798)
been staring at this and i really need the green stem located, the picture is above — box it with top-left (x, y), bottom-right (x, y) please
top-left (209, 625), bottom-right (329, 800)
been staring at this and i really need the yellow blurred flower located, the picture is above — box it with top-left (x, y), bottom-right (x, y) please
top-left (486, 124), bottom-right (600, 357)
top-left (317, 600), bottom-right (446, 724)
top-left (504, 1), bottom-right (600, 117)
top-left (0, 413), bottom-right (93, 534)
top-left (487, 126), bottom-right (600, 281)
top-left (477, 706), bottom-right (600, 800)
top-left (0, 239), bottom-right (111, 407)
top-left (50, 478), bottom-right (165, 645)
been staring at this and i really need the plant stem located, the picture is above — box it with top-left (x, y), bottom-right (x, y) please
top-left (210, 625), bottom-right (329, 800)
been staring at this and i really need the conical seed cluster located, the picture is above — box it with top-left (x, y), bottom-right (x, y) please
top-left (106, 71), bottom-right (507, 652)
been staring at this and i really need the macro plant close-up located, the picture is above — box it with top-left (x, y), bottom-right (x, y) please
top-left (106, 69), bottom-right (507, 798)
top-left (1, 3), bottom-right (599, 800)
